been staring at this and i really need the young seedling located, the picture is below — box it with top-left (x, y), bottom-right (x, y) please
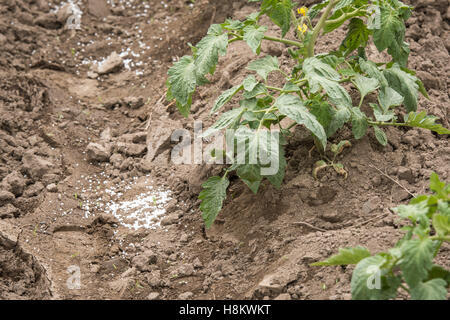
top-left (167, 0), bottom-right (450, 228)
top-left (313, 173), bottom-right (450, 300)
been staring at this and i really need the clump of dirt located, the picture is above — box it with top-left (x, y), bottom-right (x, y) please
top-left (0, 228), bottom-right (52, 299)
top-left (0, 0), bottom-right (448, 300)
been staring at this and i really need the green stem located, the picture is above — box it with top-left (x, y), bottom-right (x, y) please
top-left (263, 35), bottom-right (303, 48)
top-left (368, 120), bottom-right (411, 128)
top-left (307, 0), bottom-right (338, 57)
top-left (430, 236), bottom-right (450, 242)
top-left (324, 8), bottom-right (367, 29)
top-left (266, 86), bottom-right (300, 93)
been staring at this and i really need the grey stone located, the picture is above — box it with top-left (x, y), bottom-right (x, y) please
top-left (86, 143), bottom-right (111, 162)
top-left (3, 171), bottom-right (26, 196)
top-left (94, 52), bottom-right (123, 75)
top-left (147, 292), bottom-right (160, 300)
top-left (178, 292), bottom-right (194, 300)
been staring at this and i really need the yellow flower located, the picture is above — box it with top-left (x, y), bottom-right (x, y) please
top-left (298, 23), bottom-right (308, 34)
top-left (298, 6), bottom-right (308, 16)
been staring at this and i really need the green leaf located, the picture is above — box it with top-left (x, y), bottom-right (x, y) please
top-left (303, 57), bottom-right (340, 85)
top-left (383, 64), bottom-right (419, 112)
top-left (410, 279), bottom-right (447, 300)
top-left (340, 18), bottom-right (370, 56)
top-left (399, 238), bottom-right (435, 287)
top-left (199, 176), bottom-right (230, 228)
top-left (236, 164), bottom-right (262, 194)
top-left (194, 24), bottom-right (229, 77)
top-left (373, 126), bottom-right (388, 146)
top-left (351, 255), bottom-right (401, 300)
top-left (303, 57), bottom-right (352, 109)
top-left (275, 94), bottom-right (327, 149)
top-left (243, 75), bottom-right (259, 92)
top-left (247, 55), bottom-right (279, 81)
top-left (167, 55), bottom-right (197, 117)
top-left (203, 107), bottom-right (245, 137)
top-left (351, 107), bottom-right (368, 139)
top-left (312, 246), bottom-right (371, 266)
top-left (262, 0), bottom-right (292, 37)
top-left (308, 0), bottom-right (329, 20)
top-left (371, 103), bottom-right (395, 122)
top-left (393, 201), bottom-right (429, 224)
top-left (433, 214), bottom-right (450, 237)
top-left (243, 83), bottom-right (268, 99)
top-left (353, 75), bottom-right (379, 99)
top-left (309, 101), bottom-right (334, 134)
top-left (243, 25), bottom-right (267, 54)
top-left (359, 58), bottom-right (388, 87)
top-left (372, 5), bottom-right (408, 66)
top-left (211, 85), bottom-right (243, 114)
top-left (430, 172), bottom-right (446, 197)
top-left (263, 145), bottom-right (286, 189)
top-left (426, 265), bottom-right (450, 287)
top-left (378, 87), bottom-right (403, 110)
top-left (404, 111), bottom-right (450, 135)
top-left (327, 107), bottom-right (351, 137)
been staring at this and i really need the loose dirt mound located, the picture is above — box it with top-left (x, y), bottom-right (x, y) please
top-left (0, 0), bottom-right (449, 300)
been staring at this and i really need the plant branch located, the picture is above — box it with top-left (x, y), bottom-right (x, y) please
top-left (324, 8), bottom-right (367, 29)
top-left (263, 35), bottom-right (303, 48)
top-left (307, 0), bottom-right (338, 57)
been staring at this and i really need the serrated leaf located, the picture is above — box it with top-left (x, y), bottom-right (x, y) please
top-left (327, 107), bottom-right (351, 137)
top-left (353, 75), bottom-right (379, 99)
top-left (243, 83), bottom-right (268, 99)
top-left (370, 103), bottom-right (395, 122)
top-left (383, 64), bottom-right (419, 112)
top-left (309, 101), bottom-right (334, 134)
top-left (263, 0), bottom-right (292, 37)
top-left (308, 0), bottom-right (329, 20)
top-left (359, 58), bottom-right (388, 87)
top-left (199, 176), bottom-right (229, 228)
top-left (203, 107), bottom-right (245, 137)
top-left (312, 246), bottom-right (371, 266)
top-left (211, 85), bottom-right (243, 114)
top-left (247, 55), bottom-right (279, 81)
top-left (303, 57), bottom-right (352, 109)
top-left (393, 201), bottom-right (429, 224)
top-left (430, 172), bottom-right (446, 197)
top-left (372, 5), bottom-right (408, 66)
top-left (275, 94), bottom-right (327, 149)
top-left (167, 55), bottom-right (197, 117)
top-left (404, 111), bottom-right (450, 135)
top-left (378, 87), bottom-right (403, 110)
top-left (351, 255), bottom-right (401, 300)
top-left (243, 75), bottom-right (259, 92)
top-left (263, 145), bottom-right (286, 189)
top-left (236, 164), bottom-right (262, 194)
top-left (373, 126), bottom-right (388, 146)
top-left (282, 81), bottom-right (301, 92)
top-left (243, 25), bottom-right (267, 54)
top-left (340, 18), bottom-right (370, 55)
top-left (399, 238), bottom-right (435, 287)
top-left (432, 214), bottom-right (450, 237)
top-left (194, 24), bottom-right (229, 77)
top-left (426, 265), bottom-right (450, 287)
top-left (351, 107), bottom-right (368, 139)
top-left (410, 279), bottom-right (447, 300)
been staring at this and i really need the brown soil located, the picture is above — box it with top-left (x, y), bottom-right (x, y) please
top-left (0, 0), bottom-right (449, 300)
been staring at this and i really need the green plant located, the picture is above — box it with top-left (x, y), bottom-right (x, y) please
top-left (313, 173), bottom-right (450, 300)
top-left (166, 0), bottom-right (450, 228)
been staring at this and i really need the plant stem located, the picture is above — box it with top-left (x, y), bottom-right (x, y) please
top-left (263, 35), bottom-right (303, 48)
top-left (368, 120), bottom-right (410, 128)
top-left (324, 8), bottom-right (367, 29)
top-left (266, 85), bottom-right (300, 93)
top-left (306, 0), bottom-right (338, 57)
